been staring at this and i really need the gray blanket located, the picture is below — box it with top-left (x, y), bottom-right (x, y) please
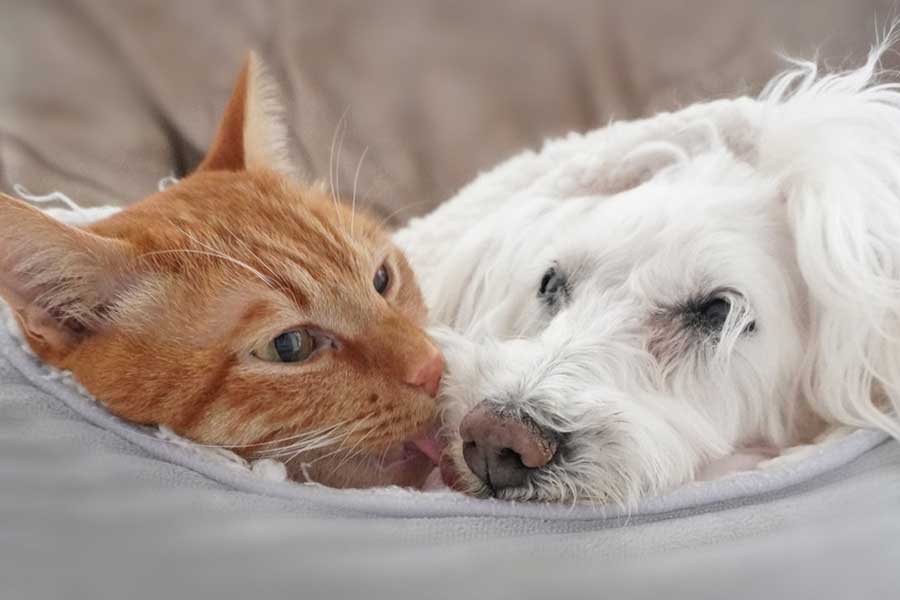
top-left (4, 3), bottom-right (900, 598)
top-left (2, 305), bottom-right (899, 599)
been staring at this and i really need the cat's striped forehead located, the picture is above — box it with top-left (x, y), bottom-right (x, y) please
top-left (92, 169), bottom-right (390, 305)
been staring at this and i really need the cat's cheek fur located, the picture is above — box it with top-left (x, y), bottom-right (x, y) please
top-left (0, 52), bottom-right (442, 490)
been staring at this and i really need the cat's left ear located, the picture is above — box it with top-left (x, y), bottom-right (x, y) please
top-left (0, 193), bottom-right (134, 358)
top-left (197, 52), bottom-right (293, 176)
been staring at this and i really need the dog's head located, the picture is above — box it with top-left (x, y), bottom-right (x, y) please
top-left (433, 44), bottom-right (900, 504)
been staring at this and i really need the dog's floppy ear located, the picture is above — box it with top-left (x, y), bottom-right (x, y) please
top-left (0, 193), bottom-right (133, 358)
top-left (757, 45), bottom-right (900, 439)
top-left (197, 52), bottom-right (292, 176)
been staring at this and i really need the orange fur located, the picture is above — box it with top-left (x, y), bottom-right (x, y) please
top-left (0, 54), bottom-right (441, 489)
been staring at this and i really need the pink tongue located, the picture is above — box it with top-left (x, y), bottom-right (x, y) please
top-left (412, 437), bottom-right (442, 465)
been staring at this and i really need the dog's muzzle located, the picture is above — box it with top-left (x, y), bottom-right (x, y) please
top-left (458, 400), bottom-right (559, 493)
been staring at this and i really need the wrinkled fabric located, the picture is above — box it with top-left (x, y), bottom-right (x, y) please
top-left (1, 311), bottom-right (899, 599)
top-left (3, 3), bottom-right (900, 598)
top-left (2, 0), bottom-right (897, 221)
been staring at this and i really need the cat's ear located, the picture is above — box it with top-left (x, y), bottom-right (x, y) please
top-left (0, 193), bottom-right (132, 356)
top-left (197, 51), bottom-right (293, 176)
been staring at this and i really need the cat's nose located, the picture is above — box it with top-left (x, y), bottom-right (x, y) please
top-left (404, 345), bottom-right (444, 398)
top-left (459, 401), bottom-right (559, 492)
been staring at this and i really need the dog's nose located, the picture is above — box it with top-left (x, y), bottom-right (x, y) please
top-left (459, 401), bottom-right (559, 492)
top-left (404, 345), bottom-right (444, 398)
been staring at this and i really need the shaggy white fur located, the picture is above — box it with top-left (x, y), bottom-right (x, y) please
top-left (396, 35), bottom-right (900, 505)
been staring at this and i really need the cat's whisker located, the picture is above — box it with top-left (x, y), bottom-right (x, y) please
top-left (255, 420), bottom-right (353, 451)
top-left (138, 249), bottom-right (274, 290)
top-left (304, 416), bottom-right (374, 466)
top-left (341, 436), bottom-right (379, 474)
top-left (376, 442), bottom-right (393, 466)
top-left (328, 107), bottom-right (350, 230)
top-left (257, 427), bottom-right (352, 459)
top-left (335, 115), bottom-right (349, 229)
top-left (351, 146), bottom-right (369, 237)
top-left (377, 200), bottom-right (433, 229)
top-left (330, 426), bottom-right (377, 472)
top-left (281, 440), bottom-right (350, 466)
top-left (252, 431), bottom-right (348, 456)
top-left (276, 434), bottom-right (347, 465)
top-left (285, 430), bottom-right (358, 467)
top-left (214, 221), bottom-right (282, 282)
top-left (157, 224), bottom-right (280, 293)
top-left (263, 425), bottom-right (355, 464)
top-left (154, 420), bottom-right (350, 452)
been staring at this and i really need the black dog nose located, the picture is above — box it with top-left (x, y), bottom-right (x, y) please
top-left (459, 401), bottom-right (559, 492)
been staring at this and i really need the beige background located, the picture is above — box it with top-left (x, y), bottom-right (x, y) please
top-left (2, 0), bottom-right (898, 222)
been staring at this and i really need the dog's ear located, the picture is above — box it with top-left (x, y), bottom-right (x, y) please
top-left (0, 193), bottom-right (133, 358)
top-left (757, 47), bottom-right (900, 439)
top-left (197, 52), bottom-right (292, 176)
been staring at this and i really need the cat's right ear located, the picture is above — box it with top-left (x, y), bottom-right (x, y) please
top-left (0, 193), bottom-right (132, 357)
top-left (196, 52), bottom-right (293, 176)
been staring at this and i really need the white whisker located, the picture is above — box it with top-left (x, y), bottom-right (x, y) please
top-left (138, 249), bottom-right (274, 289)
top-left (328, 107), bottom-right (350, 230)
top-left (351, 146), bottom-right (369, 236)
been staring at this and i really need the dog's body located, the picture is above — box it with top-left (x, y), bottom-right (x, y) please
top-left (397, 41), bottom-right (900, 504)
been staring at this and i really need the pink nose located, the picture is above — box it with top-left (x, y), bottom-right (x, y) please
top-left (405, 346), bottom-right (444, 398)
top-left (459, 401), bottom-right (559, 491)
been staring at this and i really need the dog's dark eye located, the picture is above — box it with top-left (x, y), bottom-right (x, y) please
top-left (373, 264), bottom-right (390, 295)
top-left (689, 295), bottom-right (756, 336)
top-left (538, 266), bottom-right (569, 311)
top-left (698, 297), bottom-right (731, 332)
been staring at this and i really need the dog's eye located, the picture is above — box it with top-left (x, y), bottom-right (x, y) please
top-left (697, 297), bottom-right (731, 332)
top-left (689, 295), bottom-right (756, 336)
top-left (538, 266), bottom-right (569, 312)
top-left (254, 330), bottom-right (317, 363)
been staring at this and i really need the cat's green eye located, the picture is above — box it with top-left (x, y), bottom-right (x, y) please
top-left (374, 263), bottom-right (390, 295)
top-left (254, 330), bottom-right (317, 363)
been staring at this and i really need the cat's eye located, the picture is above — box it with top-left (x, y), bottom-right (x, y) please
top-left (374, 263), bottom-right (390, 295)
top-left (254, 330), bottom-right (317, 363)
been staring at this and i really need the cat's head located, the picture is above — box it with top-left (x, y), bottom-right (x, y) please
top-left (0, 54), bottom-right (442, 489)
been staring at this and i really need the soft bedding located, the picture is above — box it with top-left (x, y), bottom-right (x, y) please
top-left (4, 3), bottom-right (900, 598)
top-left (1, 209), bottom-right (899, 597)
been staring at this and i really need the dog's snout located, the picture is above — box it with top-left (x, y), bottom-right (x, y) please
top-left (459, 401), bottom-right (559, 492)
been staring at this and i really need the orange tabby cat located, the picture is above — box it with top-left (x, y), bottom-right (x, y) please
top-left (0, 54), bottom-right (443, 489)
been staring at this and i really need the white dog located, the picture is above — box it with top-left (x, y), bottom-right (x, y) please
top-left (396, 39), bottom-right (900, 505)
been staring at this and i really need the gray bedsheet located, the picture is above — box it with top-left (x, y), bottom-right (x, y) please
top-left (3, 3), bottom-right (900, 598)
top-left (2, 306), bottom-right (899, 599)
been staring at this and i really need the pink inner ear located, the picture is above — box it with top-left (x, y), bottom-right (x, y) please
top-left (0, 194), bottom-right (133, 339)
top-left (15, 303), bottom-right (82, 352)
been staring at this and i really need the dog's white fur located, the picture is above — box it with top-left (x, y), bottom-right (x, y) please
top-left (396, 38), bottom-right (900, 505)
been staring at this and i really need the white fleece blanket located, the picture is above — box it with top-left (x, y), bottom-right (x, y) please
top-left (2, 199), bottom-right (899, 599)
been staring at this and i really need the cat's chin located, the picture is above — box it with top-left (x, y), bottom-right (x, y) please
top-left (284, 436), bottom-right (439, 490)
top-left (376, 441), bottom-right (439, 488)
